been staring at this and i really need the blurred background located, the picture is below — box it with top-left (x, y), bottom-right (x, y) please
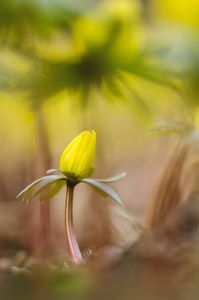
top-left (1, 0), bottom-right (199, 286)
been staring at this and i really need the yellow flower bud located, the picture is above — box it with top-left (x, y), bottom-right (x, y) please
top-left (60, 130), bottom-right (96, 181)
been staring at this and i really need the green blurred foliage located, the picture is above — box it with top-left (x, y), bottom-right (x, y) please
top-left (0, 266), bottom-right (91, 300)
top-left (1, 0), bottom-right (197, 196)
top-left (1, 0), bottom-right (199, 180)
top-left (0, 0), bottom-right (181, 110)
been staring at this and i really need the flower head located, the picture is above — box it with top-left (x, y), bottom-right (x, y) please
top-left (17, 129), bottom-right (125, 205)
top-left (60, 130), bottom-right (96, 182)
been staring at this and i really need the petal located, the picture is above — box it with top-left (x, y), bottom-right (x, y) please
top-left (60, 133), bottom-right (82, 171)
top-left (76, 130), bottom-right (96, 178)
top-left (70, 131), bottom-right (92, 173)
top-left (60, 131), bottom-right (91, 172)
top-left (59, 130), bottom-right (96, 180)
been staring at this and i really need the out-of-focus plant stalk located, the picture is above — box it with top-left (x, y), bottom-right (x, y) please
top-left (35, 105), bottom-right (51, 256)
top-left (65, 184), bottom-right (83, 264)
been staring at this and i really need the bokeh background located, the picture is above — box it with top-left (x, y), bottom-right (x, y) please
top-left (1, 0), bottom-right (199, 293)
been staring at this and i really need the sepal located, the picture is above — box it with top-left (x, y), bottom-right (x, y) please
top-left (94, 172), bottom-right (126, 183)
top-left (82, 178), bottom-right (123, 205)
top-left (16, 175), bottom-right (67, 203)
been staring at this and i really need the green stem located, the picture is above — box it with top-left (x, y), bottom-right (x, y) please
top-left (65, 184), bottom-right (83, 265)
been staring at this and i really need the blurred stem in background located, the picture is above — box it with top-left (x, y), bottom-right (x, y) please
top-left (34, 103), bottom-right (52, 257)
top-left (140, 0), bottom-right (151, 21)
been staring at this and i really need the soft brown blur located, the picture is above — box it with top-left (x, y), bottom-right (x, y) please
top-left (90, 142), bottom-right (199, 300)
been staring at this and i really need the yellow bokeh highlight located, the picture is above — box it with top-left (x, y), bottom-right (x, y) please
top-left (153, 0), bottom-right (199, 28)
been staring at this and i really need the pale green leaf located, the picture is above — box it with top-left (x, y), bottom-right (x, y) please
top-left (40, 180), bottom-right (66, 202)
top-left (94, 172), bottom-right (126, 183)
top-left (82, 178), bottom-right (123, 205)
top-left (46, 169), bottom-right (67, 176)
top-left (17, 175), bottom-right (66, 203)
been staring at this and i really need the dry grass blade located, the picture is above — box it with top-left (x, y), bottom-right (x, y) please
top-left (144, 142), bottom-right (189, 230)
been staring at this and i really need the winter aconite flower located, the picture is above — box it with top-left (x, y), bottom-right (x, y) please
top-left (17, 130), bottom-right (126, 264)
top-left (60, 130), bottom-right (96, 182)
